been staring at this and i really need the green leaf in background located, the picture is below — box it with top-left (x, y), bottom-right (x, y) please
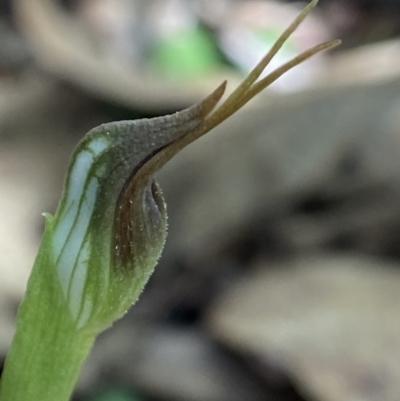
top-left (89, 387), bottom-right (142, 401)
top-left (149, 26), bottom-right (221, 80)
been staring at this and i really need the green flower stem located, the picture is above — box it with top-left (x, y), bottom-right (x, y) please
top-left (0, 217), bottom-right (96, 401)
top-left (0, 2), bottom-right (339, 400)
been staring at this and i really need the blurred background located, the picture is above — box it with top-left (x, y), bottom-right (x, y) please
top-left (2, 0), bottom-right (400, 400)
